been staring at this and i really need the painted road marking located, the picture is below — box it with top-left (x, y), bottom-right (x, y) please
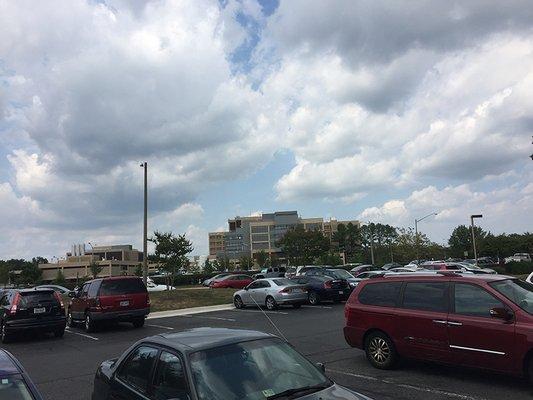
top-left (65, 329), bottom-right (99, 341)
top-left (146, 324), bottom-right (174, 330)
top-left (302, 305), bottom-right (332, 309)
top-left (327, 369), bottom-right (486, 400)
top-left (230, 309), bottom-right (289, 315)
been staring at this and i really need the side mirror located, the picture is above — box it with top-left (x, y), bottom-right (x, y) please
top-left (490, 307), bottom-right (513, 322)
top-left (316, 362), bottom-right (326, 374)
top-left (244, 286), bottom-right (249, 291)
top-left (68, 291), bottom-right (76, 298)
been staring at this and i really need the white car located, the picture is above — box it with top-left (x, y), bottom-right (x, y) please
top-left (506, 253), bottom-right (532, 263)
top-left (526, 273), bottom-right (533, 284)
top-left (146, 278), bottom-right (175, 292)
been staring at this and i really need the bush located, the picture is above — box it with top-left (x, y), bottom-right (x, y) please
top-left (499, 261), bottom-right (533, 275)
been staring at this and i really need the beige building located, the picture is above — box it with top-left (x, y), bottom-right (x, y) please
top-left (39, 245), bottom-right (144, 282)
top-left (208, 211), bottom-right (359, 263)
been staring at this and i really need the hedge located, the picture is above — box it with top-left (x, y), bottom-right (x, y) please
top-left (492, 261), bottom-right (533, 275)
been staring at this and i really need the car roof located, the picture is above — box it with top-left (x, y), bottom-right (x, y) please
top-left (11, 288), bottom-right (56, 294)
top-left (0, 349), bottom-right (21, 376)
top-left (147, 328), bottom-right (275, 353)
top-left (364, 272), bottom-right (511, 283)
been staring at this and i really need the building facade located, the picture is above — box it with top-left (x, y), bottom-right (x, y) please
top-left (39, 244), bottom-right (144, 282)
top-left (208, 211), bottom-right (359, 264)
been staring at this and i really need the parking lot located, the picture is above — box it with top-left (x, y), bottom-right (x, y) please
top-left (3, 303), bottom-right (532, 400)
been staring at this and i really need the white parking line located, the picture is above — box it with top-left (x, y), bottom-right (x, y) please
top-left (231, 309), bottom-right (289, 315)
top-left (327, 369), bottom-right (485, 400)
top-left (146, 324), bottom-right (174, 330)
top-left (189, 316), bottom-right (236, 322)
top-left (65, 329), bottom-right (99, 341)
top-left (302, 305), bottom-right (332, 309)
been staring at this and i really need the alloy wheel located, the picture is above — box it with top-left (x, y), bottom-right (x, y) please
top-left (234, 296), bottom-right (243, 309)
top-left (266, 297), bottom-right (276, 310)
top-left (369, 337), bottom-right (390, 364)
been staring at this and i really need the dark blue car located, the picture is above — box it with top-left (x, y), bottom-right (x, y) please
top-left (0, 349), bottom-right (43, 399)
top-left (291, 275), bottom-right (350, 305)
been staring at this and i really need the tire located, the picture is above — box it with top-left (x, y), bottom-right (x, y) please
top-left (67, 309), bottom-right (75, 327)
top-left (364, 331), bottom-right (398, 370)
top-left (292, 304), bottom-right (302, 309)
top-left (234, 296), bottom-right (245, 309)
top-left (54, 329), bottom-right (65, 338)
top-left (1, 323), bottom-right (10, 344)
top-left (265, 296), bottom-right (277, 311)
top-left (132, 318), bottom-right (145, 328)
top-left (308, 291), bottom-right (321, 305)
top-left (84, 312), bottom-right (95, 333)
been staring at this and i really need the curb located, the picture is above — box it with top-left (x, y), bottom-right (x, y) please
top-left (147, 304), bottom-right (234, 320)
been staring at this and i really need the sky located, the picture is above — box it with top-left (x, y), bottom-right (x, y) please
top-left (0, 0), bottom-right (532, 260)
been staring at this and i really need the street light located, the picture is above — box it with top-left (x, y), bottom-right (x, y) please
top-left (140, 162), bottom-right (148, 285)
top-left (415, 212), bottom-right (438, 263)
top-left (470, 214), bottom-right (483, 265)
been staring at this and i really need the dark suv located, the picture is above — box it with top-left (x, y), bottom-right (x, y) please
top-left (0, 288), bottom-right (66, 343)
top-left (344, 272), bottom-right (533, 380)
top-left (68, 276), bottom-right (150, 332)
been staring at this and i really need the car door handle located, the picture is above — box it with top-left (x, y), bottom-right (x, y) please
top-left (447, 321), bottom-right (463, 326)
top-left (433, 319), bottom-right (447, 325)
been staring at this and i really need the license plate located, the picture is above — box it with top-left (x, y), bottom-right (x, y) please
top-left (34, 307), bottom-right (46, 314)
top-left (120, 301), bottom-right (130, 307)
top-left (338, 291), bottom-right (344, 295)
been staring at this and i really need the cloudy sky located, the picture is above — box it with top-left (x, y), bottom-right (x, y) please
top-left (1, 0), bottom-right (532, 259)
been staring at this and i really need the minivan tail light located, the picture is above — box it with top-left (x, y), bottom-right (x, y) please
top-left (9, 293), bottom-right (21, 315)
top-left (324, 280), bottom-right (333, 289)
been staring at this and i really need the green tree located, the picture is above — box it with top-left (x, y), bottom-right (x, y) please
top-left (203, 259), bottom-right (215, 274)
top-left (277, 226), bottom-right (330, 265)
top-left (18, 262), bottom-right (42, 285)
top-left (448, 225), bottom-right (486, 258)
top-left (54, 269), bottom-right (66, 286)
top-left (317, 251), bottom-right (343, 266)
top-left (255, 250), bottom-right (269, 268)
top-left (134, 264), bottom-right (143, 277)
top-left (239, 255), bottom-right (252, 270)
top-left (332, 222), bottom-right (363, 262)
top-left (90, 260), bottom-right (103, 279)
top-left (150, 231), bottom-right (194, 288)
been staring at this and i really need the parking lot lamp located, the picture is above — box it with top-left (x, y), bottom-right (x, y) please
top-left (470, 214), bottom-right (483, 265)
top-left (140, 162), bottom-right (148, 285)
top-left (414, 212), bottom-right (438, 263)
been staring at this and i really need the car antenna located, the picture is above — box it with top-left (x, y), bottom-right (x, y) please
top-left (248, 288), bottom-right (288, 342)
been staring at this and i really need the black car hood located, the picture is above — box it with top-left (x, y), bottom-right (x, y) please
top-left (297, 383), bottom-right (372, 400)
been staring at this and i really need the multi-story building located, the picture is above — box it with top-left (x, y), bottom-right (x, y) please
top-left (38, 244), bottom-right (144, 282)
top-left (208, 211), bottom-right (359, 264)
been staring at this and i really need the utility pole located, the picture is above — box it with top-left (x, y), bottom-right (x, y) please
top-left (470, 214), bottom-right (483, 265)
top-left (141, 162), bottom-right (148, 285)
top-left (414, 212), bottom-right (438, 264)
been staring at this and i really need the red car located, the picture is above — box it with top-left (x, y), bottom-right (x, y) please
top-left (67, 276), bottom-right (150, 332)
top-left (344, 272), bottom-right (533, 380)
top-left (210, 274), bottom-right (253, 289)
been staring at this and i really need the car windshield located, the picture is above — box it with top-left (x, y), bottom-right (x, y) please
top-left (490, 279), bottom-right (533, 315)
top-left (0, 374), bottom-right (34, 400)
top-left (326, 269), bottom-right (352, 279)
top-left (190, 338), bottom-right (330, 400)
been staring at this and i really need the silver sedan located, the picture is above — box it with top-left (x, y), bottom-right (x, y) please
top-left (233, 278), bottom-right (308, 310)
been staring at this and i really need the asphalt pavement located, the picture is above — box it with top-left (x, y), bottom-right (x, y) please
top-left (3, 303), bottom-right (533, 400)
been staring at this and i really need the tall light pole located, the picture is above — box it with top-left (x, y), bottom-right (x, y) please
top-left (415, 212), bottom-right (438, 263)
top-left (140, 162), bottom-right (148, 285)
top-left (470, 214), bottom-right (483, 265)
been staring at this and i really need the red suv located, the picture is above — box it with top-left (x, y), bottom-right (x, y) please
top-left (67, 276), bottom-right (150, 332)
top-left (344, 272), bottom-right (533, 380)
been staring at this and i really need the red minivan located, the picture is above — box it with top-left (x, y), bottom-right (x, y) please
top-left (67, 276), bottom-right (150, 332)
top-left (344, 272), bottom-right (533, 381)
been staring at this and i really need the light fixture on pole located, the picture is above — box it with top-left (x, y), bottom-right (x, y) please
top-left (414, 212), bottom-right (438, 264)
top-left (470, 214), bottom-right (483, 265)
top-left (140, 162), bottom-right (148, 285)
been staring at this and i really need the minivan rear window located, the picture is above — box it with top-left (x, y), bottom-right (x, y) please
top-left (358, 282), bottom-right (402, 307)
top-left (99, 279), bottom-right (147, 296)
